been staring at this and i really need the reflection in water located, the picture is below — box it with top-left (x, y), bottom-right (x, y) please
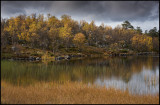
top-left (1, 56), bottom-right (159, 95)
top-left (95, 67), bottom-right (159, 95)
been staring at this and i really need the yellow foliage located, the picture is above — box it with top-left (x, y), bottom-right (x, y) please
top-left (59, 24), bottom-right (72, 39)
top-left (6, 18), bottom-right (15, 36)
top-left (105, 26), bottom-right (112, 31)
top-left (131, 34), bottom-right (153, 51)
top-left (29, 22), bottom-right (37, 33)
top-left (73, 33), bottom-right (86, 47)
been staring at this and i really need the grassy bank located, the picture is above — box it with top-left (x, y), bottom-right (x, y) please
top-left (1, 81), bottom-right (159, 104)
top-left (1, 45), bottom-right (159, 62)
top-left (1, 45), bottom-right (104, 59)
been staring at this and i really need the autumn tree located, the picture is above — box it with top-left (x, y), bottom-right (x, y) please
top-left (105, 35), bottom-right (113, 47)
top-left (1, 14), bottom-right (159, 54)
top-left (73, 33), bottom-right (86, 49)
top-left (131, 34), bottom-right (153, 52)
top-left (36, 14), bottom-right (50, 50)
top-left (152, 37), bottom-right (159, 52)
top-left (28, 21), bottom-right (39, 48)
top-left (6, 17), bottom-right (17, 45)
top-left (59, 24), bottom-right (72, 49)
top-left (1, 19), bottom-right (10, 47)
top-left (81, 20), bottom-right (90, 45)
top-left (17, 21), bottom-right (28, 44)
top-left (97, 23), bottom-right (106, 47)
top-left (104, 26), bottom-right (113, 46)
top-left (81, 20), bottom-right (97, 46)
top-left (89, 21), bottom-right (98, 46)
top-left (47, 15), bottom-right (61, 53)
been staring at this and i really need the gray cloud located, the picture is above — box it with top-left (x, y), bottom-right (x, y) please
top-left (2, 1), bottom-right (159, 20)
top-left (1, 1), bottom-right (159, 31)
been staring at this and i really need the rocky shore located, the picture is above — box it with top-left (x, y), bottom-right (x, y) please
top-left (2, 53), bottom-right (87, 61)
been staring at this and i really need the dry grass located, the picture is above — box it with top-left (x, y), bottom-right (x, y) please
top-left (1, 81), bottom-right (159, 104)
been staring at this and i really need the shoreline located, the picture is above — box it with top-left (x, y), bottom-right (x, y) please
top-left (1, 52), bottom-right (159, 62)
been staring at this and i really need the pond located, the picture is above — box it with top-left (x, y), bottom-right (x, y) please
top-left (1, 56), bottom-right (159, 95)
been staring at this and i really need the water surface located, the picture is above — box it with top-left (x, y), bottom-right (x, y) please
top-left (1, 56), bottom-right (159, 95)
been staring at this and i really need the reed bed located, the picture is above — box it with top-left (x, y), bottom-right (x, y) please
top-left (1, 81), bottom-right (159, 104)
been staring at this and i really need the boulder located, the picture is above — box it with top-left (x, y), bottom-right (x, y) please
top-left (36, 57), bottom-right (40, 60)
top-left (55, 56), bottom-right (65, 60)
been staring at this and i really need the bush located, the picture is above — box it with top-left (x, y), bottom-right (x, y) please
top-left (119, 49), bottom-right (129, 53)
top-left (31, 53), bottom-right (39, 56)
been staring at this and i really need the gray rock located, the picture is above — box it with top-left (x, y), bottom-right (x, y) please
top-left (36, 57), bottom-right (40, 60)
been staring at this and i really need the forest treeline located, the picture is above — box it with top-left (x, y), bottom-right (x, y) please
top-left (1, 14), bottom-right (159, 54)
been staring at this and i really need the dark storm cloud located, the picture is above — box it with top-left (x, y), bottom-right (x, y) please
top-left (1, 1), bottom-right (159, 22)
top-left (1, 1), bottom-right (52, 16)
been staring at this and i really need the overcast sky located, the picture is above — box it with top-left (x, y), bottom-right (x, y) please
top-left (1, 1), bottom-right (159, 32)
